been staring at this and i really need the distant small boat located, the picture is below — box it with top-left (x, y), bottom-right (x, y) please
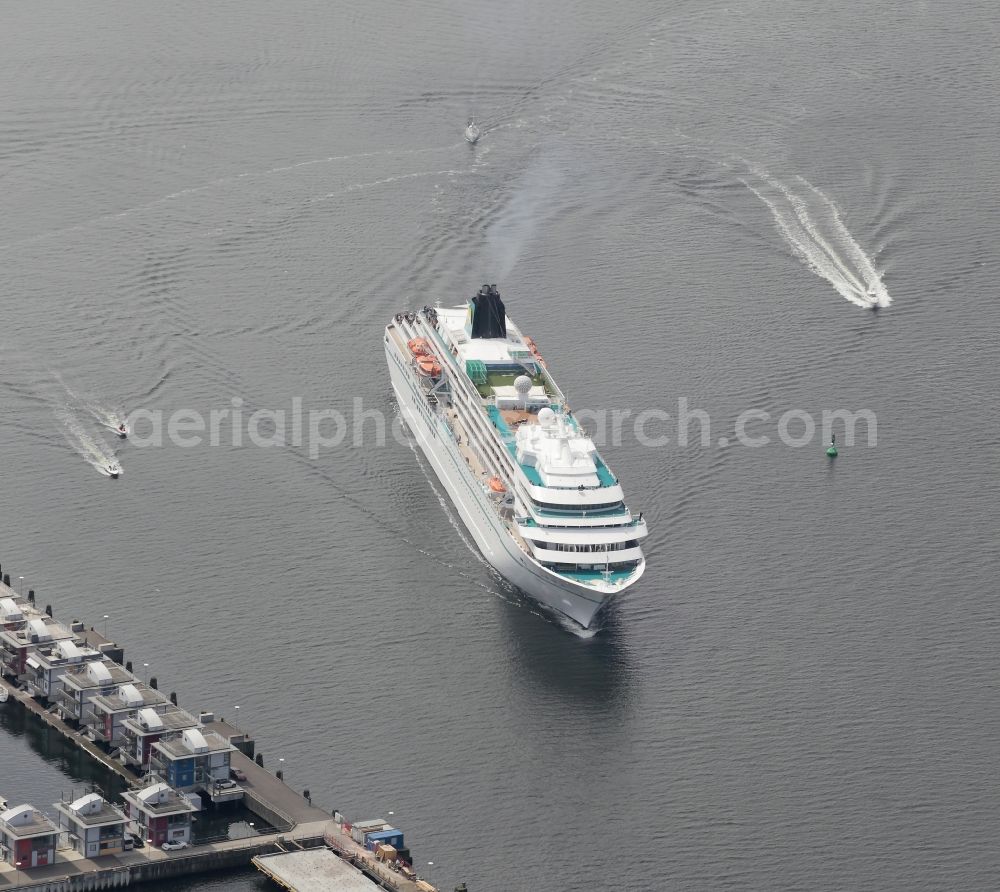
top-left (107, 464), bottom-right (121, 479)
top-left (464, 121), bottom-right (481, 144)
top-left (117, 422), bottom-right (128, 439)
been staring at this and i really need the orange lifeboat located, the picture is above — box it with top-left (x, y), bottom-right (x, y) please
top-left (407, 337), bottom-right (431, 356)
top-left (488, 476), bottom-right (507, 493)
top-left (416, 354), bottom-right (442, 377)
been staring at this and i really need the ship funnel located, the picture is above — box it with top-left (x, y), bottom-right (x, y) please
top-left (468, 283), bottom-right (507, 340)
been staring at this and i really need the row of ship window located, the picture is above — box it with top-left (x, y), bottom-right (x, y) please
top-left (529, 499), bottom-right (625, 513)
top-left (532, 540), bottom-right (639, 553)
top-left (542, 561), bottom-right (637, 571)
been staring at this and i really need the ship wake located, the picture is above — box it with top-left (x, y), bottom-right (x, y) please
top-left (741, 165), bottom-right (890, 309)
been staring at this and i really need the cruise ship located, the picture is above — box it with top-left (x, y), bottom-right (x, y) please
top-left (384, 285), bottom-right (647, 628)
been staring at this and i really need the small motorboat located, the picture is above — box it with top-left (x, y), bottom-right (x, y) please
top-left (107, 464), bottom-right (121, 479)
top-left (116, 421), bottom-right (128, 439)
top-left (464, 120), bottom-right (481, 145)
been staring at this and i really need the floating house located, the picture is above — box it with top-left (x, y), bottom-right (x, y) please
top-left (0, 804), bottom-right (58, 868)
top-left (120, 783), bottom-right (196, 848)
top-left (90, 682), bottom-right (168, 749)
top-left (53, 793), bottom-right (129, 858)
top-left (0, 616), bottom-right (74, 681)
top-left (121, 705), bottom-right (199, 772)
top-left (23, 638), bottom-right (104, 701)
top-left (150, 727), bottom-right (239, 803)
top-left (55, 657), bottom-right (135, 726)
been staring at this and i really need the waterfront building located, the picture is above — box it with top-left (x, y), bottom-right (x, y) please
top-left (121, 705), bottom-right (199, 772)
top-left (22, 638), bottom-right (104, 702)
top-left (54, 657), bottom-right (134, 726)
top-left (120, 783), bottom-right (196, 847)
top-left (90, 682), bottom-right (168, 749)
top-left (0, 616), bottom-right (74, 682)
top-left (0, 804), bottom-right (58, 868)
top-left (53, 793), bottom-right (129, 858)
top-left (150, 727), bottom-right (239, 803)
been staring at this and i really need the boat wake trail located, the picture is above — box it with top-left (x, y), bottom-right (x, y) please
top-left (52, 372), bottom-right (126, 433)
top-left (55, 408), bottom-right (121, 476)
top-left (49, 373), bottom-right (124, 476)
top-left (740, 165), bottom-right (890, 309)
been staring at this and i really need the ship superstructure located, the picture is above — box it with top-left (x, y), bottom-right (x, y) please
top-left (384, 285), bottom-right (647, 628)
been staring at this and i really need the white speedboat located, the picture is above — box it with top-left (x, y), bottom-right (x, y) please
top-left (385, 285), bottom-right (647, 629)
top-left (107, 464), bottom-right (121, 479)
top-left (116, 421), bottom-right (128, 439)
top-left (464, 121), bottom-right (481, 144)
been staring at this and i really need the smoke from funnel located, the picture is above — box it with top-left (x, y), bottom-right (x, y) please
top-left (486, 155), bottom-right (565, 280)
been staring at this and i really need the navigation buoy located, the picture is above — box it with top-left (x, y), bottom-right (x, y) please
top-left (826, 434), bottom-right (838, 458)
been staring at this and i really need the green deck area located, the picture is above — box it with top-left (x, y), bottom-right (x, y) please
top-left (474, 369), bottom-right (549, 398)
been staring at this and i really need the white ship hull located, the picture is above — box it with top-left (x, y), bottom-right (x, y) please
top-left (386, 340), bottom-right (642, 628)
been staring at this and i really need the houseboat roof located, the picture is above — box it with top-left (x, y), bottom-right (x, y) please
top-left (153, 727), bottom-right (234, 761)
top-left (123, 783), bottom-right (196, 816)
top-left (54, 794), bottom-right (128, 828)
top-left (0, 616), bottom-right (73, 648)
top-left (0, 804), bottom-right (59, 838)
top-left (92, 682), bottom-right (167, 714)
top-left (60, 658), bottom-right (133, 691)
top-left (123, 704), bottom-right (198, 735)
top-left (0, 597), bottom-right (24, 622)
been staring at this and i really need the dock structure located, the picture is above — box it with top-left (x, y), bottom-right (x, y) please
top-left (0, 826), bottom-right (330, 891)
top-left (316, 822), bottom-right (438, 892)
top-left (253, 848), bottom-right (384, 892)
top-left (0, 567), bottom-right (452, 892)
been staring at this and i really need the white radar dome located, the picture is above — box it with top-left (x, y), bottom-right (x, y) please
top-left (537, 407), bottom-right (556, 427)
top-left (513, 375), bottom-right (533, 393)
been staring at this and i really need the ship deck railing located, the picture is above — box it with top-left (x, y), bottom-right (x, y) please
top-left (444, 409), bottom-right (533, 556)
top-left (515, 513), bottom-right (641, 528)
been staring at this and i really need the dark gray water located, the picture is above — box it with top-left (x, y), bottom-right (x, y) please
top-left (2, 1), bottom-right (999, 889)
